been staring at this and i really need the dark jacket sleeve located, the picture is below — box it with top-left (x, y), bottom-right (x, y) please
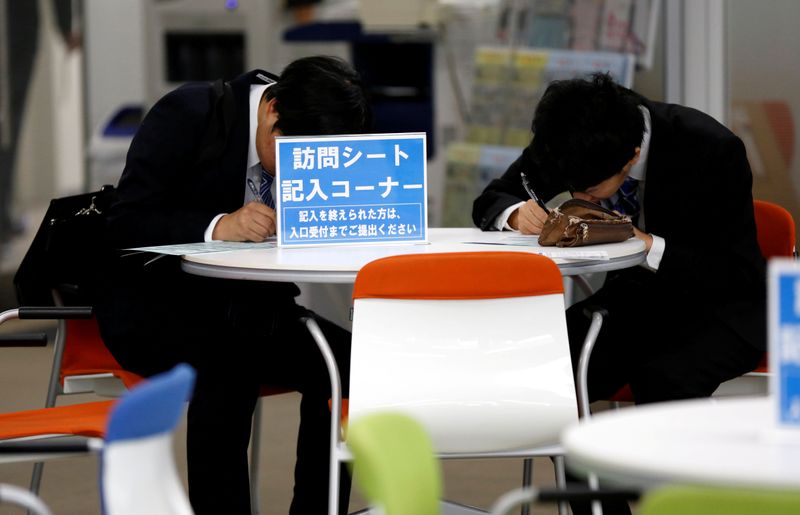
top-left (472, 145), bottom-right (567, 230)
top-left (654, 133), bottom-right (765, 299)
top-left (107, 85), bottom-right (220, 248)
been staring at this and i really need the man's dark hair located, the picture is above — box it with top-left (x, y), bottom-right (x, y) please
top-left (529, 73), bottom-right (644, 192)
top-left (266, 56), bottom-right (372, 136)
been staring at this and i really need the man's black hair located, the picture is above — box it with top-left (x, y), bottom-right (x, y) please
top-left (266, 55), bottom-right (372, 136)
top-left (528, 73), bottom-right (645, 192)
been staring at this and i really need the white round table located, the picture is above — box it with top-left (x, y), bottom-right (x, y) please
top-left (182, 227), bottom-right (646, 283)
top-left (562, 396), bottom-right (800, 490)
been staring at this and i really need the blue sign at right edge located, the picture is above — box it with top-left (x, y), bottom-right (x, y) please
top-left (770, 260), bottom-right (800, 428)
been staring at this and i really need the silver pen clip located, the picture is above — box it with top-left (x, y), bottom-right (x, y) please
top-left (247, 178), bottom-right (264, 204)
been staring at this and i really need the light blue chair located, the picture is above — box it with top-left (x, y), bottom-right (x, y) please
top-left (0, 363), bottom-right (196, 515)
top-left (100, 363), bottom-right (195, 515)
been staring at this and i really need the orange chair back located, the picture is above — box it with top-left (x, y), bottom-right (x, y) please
top-left (607, 202), bottom-right (792, 404)
top-left (60, 318), bottom-right (143, 389)
top-left (753, 200), bottom-right (796, 259)
top-left (353, 251), bottom-right (564, 300)
top-left (61, 318), bottom-right (290, 398)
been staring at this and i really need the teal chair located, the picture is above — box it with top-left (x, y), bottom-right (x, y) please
top-left (347, 412), bottom-right (442, 515)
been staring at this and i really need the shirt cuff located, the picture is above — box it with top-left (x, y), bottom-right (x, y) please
top-left (494, 201), bottom-right (526, 231)
top-left (644, 234), bottom-right (665, 271)
top-left (204, 213), bottom-right (227, 242)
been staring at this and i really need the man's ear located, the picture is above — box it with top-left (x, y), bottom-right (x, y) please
top-left (265, 97), bottom-right (279, 116)
top-left (259, 97), bottom-right (280, 129)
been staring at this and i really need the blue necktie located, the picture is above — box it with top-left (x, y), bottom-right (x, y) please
top-left (610, 176), bottom-right (640, 225)
top-left (260, 168), bottom-right (275, 209)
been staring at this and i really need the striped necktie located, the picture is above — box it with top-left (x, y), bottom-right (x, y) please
top-left (260, 168), bottom-right (275, 209)
top-left (610, 176), bottom-right (640, 225)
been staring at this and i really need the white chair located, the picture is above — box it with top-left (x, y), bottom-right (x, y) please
top-left (304, 251), bottom-right (581, 515)
top-left (100, 363), bottom-right (195, 515)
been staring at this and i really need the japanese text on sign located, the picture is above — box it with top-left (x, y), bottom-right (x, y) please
top-left (275, 133), bottom-right (427, 247)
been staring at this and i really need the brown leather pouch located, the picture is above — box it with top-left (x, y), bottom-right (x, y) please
top-left (538, 198), bottom-right (634, 247)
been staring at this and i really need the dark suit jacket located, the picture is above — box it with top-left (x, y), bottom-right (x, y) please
top-left (97, 69), bottom-right (299, 374)
top-left (472, 99), bottom-right (767, 351)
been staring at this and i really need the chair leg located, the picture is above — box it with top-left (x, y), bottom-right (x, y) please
top-left (250, 398), bottom-right (263, 515)
top-left (577, 311), bottom-right (606, 419)
top-left (301, 317), bottom-right (344, 515)
top-left (28, 463), bottom-right (44, 515)
top-left (27, 313), bottom-right (64, 513)
top-left (553, 456), bottom-right (569, 515)
top-left (521, 459), bottom-right (533, 515)
top-left (0, 483), bottom-right (54, 515)
top-left (588, 472), bottom-right (603, 515)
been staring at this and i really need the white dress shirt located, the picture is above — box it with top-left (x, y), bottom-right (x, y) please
top-left (203, 83), bottom-right (274, 241)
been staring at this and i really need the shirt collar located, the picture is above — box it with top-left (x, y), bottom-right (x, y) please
top-left (247, 83), bottom-right (273, 169)
top-left (628, 105), bottom-right (651, 182)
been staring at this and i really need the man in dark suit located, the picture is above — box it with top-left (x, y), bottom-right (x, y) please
top-left (96, 56), bottom-right (371, 515)
top-left (473, 74), bottom-right (765, 511)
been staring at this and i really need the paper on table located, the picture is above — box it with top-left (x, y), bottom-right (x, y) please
top-left (463, 235), bottom-right (610, 261)
top-left (534, 249), bottom-right (609, 261)
top-left (126, 240), bottom-right (277, 256)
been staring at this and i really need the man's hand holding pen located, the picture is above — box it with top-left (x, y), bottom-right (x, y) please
top-left (213, 202), bottom-right (277, 241)
top-left (510, 172), bottom-right (549, 235)
top-left (509, 200), bottom-right (549, 234)
top-left (211, 175), bottom-right (277, 242)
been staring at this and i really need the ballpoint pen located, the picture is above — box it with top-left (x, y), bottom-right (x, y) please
top-left (247, 177), bottom-right (264, 203)
top-left (520, 172), bottom-right (550, 214)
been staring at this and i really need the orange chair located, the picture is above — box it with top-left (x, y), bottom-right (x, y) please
top-left (9, 189), bottom-right (289, 515)
top-left (3, 305), bottom-right (291, 513)
top-left (0, 307), bottom-right (113, 466)
top-left (600, 200), bottom-right (796, 403)
top-left (753, 199), bottom-right (797, 259)
top-left (6, 189), bottom-right (148, 491)
top-left (57, 318), bottom-right (143, 396)
top-left (8, 304), bottom-right (144, 495)
top-left (29, 196), bottom-right (295, 510)
top-left (5, 189), bottom-right (148, 483)
top-left (714, 200), bottom-right (796, 396)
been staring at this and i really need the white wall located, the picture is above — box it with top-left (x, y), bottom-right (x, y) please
top-left (84, 0), bottom-right (146, 132)
top-left (727, 0), bottom-right (800, 115)
top-left (15, 0), bottom-right (85, 206)
top-left (728, 0), bottom-right (800, 192)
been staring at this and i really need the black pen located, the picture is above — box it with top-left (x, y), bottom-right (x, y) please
top-left (520, 172), bottom-right (550, 214)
